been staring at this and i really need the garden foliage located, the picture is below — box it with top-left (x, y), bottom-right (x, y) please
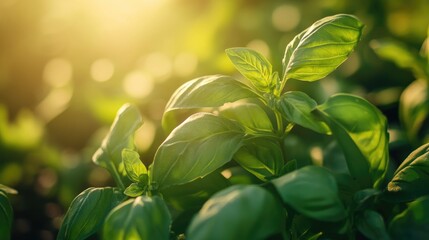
top-left (52, 14), bottom-right (429, 240)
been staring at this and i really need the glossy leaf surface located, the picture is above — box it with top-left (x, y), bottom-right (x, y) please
top-left (92, 104), bottom-right (142, 170)
top-left (162, 75), bottom-right (259, 130)
top-left (57, 187), bottom-right (124, 240)
top-left (386, 143), bottom-right (429, 202)
top-left (316, 94), bottom-right (389, 189)
top-left (233, 137), bottom-right (283, 181)
top-left (187, 185), bottom-right (284, 240)
top-left (277, 91), bottom-right (331, 134)
top-left (282, 14), bottom-right (363, 82)
top-left (272, 166), bottom-right (346, 222)
top-left (122, 148), bottom-right (147, 183)
top-left (152, 113), bottom-right (245, 189)
top-left (225, 47), bottom-right (275, 92)
top-left (103, 195), bottom-right (171, 240)
top-left (219, 101), bottom-right (273, 133)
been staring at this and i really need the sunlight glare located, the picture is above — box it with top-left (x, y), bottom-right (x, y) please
top-left (43, 58), bottom-right (73, 88)
top-left (174, 52), bottom-right (199, 77)
top-left (123, 70), bottom-right (154, 98)
top-left (91, 58), bottom-right (115, 82)
top-left (272, 4), bottom-right (301, 32)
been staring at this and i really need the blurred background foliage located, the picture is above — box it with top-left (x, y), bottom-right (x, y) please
top-left (0, 0), bottom-right (428, 239)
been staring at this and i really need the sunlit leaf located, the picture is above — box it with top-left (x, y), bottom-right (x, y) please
top-left (277, 91), bottom-right (331, 134)
top-left (385, 143), bottom-right (429, 202)
top-left (272, 166), bottom-right (346, 222)
top-left (57, 187), bottom-right (124, 240)
top-left (219, 101), bottom-right (273, 133)
top-left (282, 14), bottom-right (363, 82)
top-left (187, 185), bottom-right (284, 240)
top-left (356, 210), bottom-right (390, 240)
top-left (123, 183), bottom-right (145, 197)
top-left (122, 148), bottom-right (147, 183)
top-left (0, 184), bottom-right (18, 195)
top-left (233, 137), bottom-right (283, 181)
top-left (162, 75), bottom-right (259, 131)
top-left (225, 47), bottom-right (275, 92)
top-left (371, 39), bottom-right (428, 79)
top-left (316, 94), bottom-right (389, 189)
top-left (152, 113), bottom-right (245, 189)
top-left (92, 104), bottom-right (142, 174)
top-left (399, 80), bottom-right (429, 144)
top-left (0, 191), bottom-right (13, 240)
top-left (103, 195), bottom-right (171, 240)
top-left (389, 196), bottom-right (429, 239)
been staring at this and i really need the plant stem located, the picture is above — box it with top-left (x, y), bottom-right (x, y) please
top-left (107, 160), bottom-right (125, 190)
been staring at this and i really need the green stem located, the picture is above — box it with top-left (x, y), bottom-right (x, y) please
top-left (107, 160), bottom-right (125, 190)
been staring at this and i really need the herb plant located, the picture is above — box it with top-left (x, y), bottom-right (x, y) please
top-left (57, 14), bottom-right (429, 240)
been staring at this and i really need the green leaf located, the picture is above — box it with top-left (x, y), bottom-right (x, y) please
top-left (103, 195), bottom-right (171, 240)
top-left (152, 113), bottom-right (245, 189)
top-left (385, 143), bottom-right (429, 202)
top-left (0, 191), bottom-right (13, 240)
top-left (162, 171), bottom-right (230, 212)
top-left (389, 196), bottom-right (429, 239)
top-left (282, 14), bottom-right (363, 82)
top-left (356, 210), bottom-right (390, 240)
top-left (92, 104), bottom-right (143, 188)
top-left (277, 91), bottom-right (331, 134)
top-left (225, 47), bottom-right (275, 93)
top-left (399, 80), bottom-right (429, 144)
top-left (162, 75), bottom-right (259, 131)
top-left (219, 101), bottom-right (273, 133)
top-left (57, 187), bottom-right (124, 240)
top-left (371, 39), bottom-right (428, 79)
top-left (122, 148), bottom-right (147, 183)
top-left (272, 165), bottom-right (346, 222)
top-left (124, 183), bottom-right (145, 197)
top-left (187, 185), bottom-right (284, 240)
top-left (0, 184), bottom-right (17, 195)
top-left (233, 137), bottom-right (283, 181)
top-left (316, 94), bottom-right (389, 189)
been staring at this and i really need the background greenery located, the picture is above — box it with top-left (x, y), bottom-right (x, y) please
top-left (0, 0), bottom-right (428, 239)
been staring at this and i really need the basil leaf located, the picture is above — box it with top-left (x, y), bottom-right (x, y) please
top-left (122, 148), bottom-right (147, 183)
top-left (389, 196), bottom-right (429, 239)
top-left (57, 187), bottom-right (124, 240)
top-left (277, 91), bottom-right (331, 134)
top-left (187, 185), bottom-right (284, 240)
top-left (225, 47), bottom-right (275, 93)
top-left (219, 101), bottom-right (274, 133)
top-left (152, 113), bottom-right (245, 189)
top-left (92, 104), bottom-right (143, 187)
top-left (0, 191), bottom-right (13, 240)
top-left (371, 39), bottom-right (428, 79)
top-left (316, 94), bottom-right (389, 189)
top-left (162, 75), bottom-right (259, 131)
top-left (385, 143), bottom-right (429, 202)
top-left (123, 183), bottom-right (145, 198)
top-left (272, 166), bottom-right (346, 222)
top-left (356, 210), bottom-right (390, 240)
top-left (282, 14), bottom-right (363, 82)
top-left (233, 137), bottom-right (283, 181)
top-left (399, 80), bottom-right (429, 144)
top-left (103, 195), bottom-right (171, 240)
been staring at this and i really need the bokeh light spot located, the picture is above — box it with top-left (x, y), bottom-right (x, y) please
top-left (142, 52), bottom-right (172, 82)
top-left (123, 70), bottom-right (154, 98)
top-left (43, 58), bottom-right (73, 88)
top-left (247, 39), bottom-right (270, 58)
top-left (135, 119), bottom-right (156, 152)
top-left (174, 52), bottom-right (199, 77)
top-left (91, 58), bottom-right (115, 82)
top-left (272, 4), bottom-right (301, 32)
